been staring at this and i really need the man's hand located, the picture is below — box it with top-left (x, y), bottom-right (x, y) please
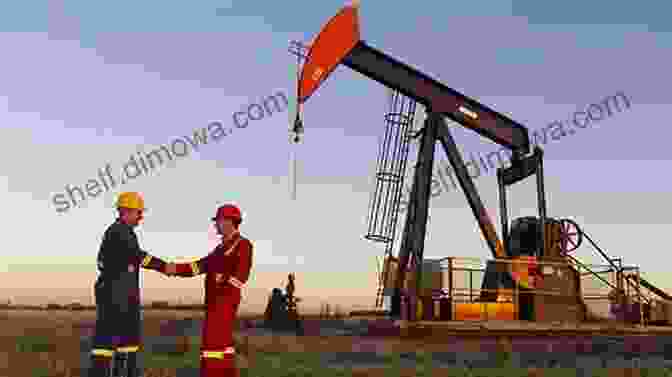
top-left (164, 263), bottom-right (177, 276)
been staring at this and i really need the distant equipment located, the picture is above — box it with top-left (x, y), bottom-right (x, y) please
top-left (264, 273), bottom-right (303, 333)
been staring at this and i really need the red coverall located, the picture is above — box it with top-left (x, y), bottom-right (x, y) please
top-left (173, 231), bottom-right (253, 377)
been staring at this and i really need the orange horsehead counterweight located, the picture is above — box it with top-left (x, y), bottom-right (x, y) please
top-left (296, 2), bottom-right (546, 300)
top-left (297, 1), bottom-right (361, 104)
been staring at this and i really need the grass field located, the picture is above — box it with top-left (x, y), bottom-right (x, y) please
top-left (2, 310), bottom-right (672, 377)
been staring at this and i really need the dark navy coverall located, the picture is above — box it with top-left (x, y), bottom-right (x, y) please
top-left (89, 219), bottom-right (167, 377)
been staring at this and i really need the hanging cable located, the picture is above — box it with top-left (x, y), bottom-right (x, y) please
top-left (289, 43), bottom-right (306, 200)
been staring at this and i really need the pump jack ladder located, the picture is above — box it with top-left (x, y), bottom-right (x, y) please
top-left (295, 2), bottom-right (548, 318)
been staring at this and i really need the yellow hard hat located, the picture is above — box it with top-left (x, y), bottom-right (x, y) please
top-left (116, 192), bottom-right (145, 210)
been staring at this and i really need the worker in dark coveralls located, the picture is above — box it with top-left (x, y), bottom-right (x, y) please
top-left (88, 192), bottom-right (171, 377)
top-left (164, 204), bottom-right (253, 377)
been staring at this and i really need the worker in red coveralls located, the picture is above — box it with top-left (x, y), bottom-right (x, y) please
top-left (165, 204), bottom-right (253, 377)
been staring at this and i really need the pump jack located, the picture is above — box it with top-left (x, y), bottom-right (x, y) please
top-left (294, 2), bottom-right (583, 321)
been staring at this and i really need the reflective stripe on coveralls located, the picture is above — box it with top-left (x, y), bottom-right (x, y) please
top-left (117, 346), bottom-right (140, 353)
top-left (201, 347), bottom-right (236, 359)
top-left (228, 277), bottom-right (244, 289)
top-left (91, 349), bottom-right (115, 357)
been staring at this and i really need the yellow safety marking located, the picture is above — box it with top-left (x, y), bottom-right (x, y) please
top-left (116, 346), bottom-right (139, 353)
top-left (201, 347), bottom-right (235, 359)
top-left (190, 262), bottom-right (200, 275)
top-left (91, 349), bottom-right (115, 357)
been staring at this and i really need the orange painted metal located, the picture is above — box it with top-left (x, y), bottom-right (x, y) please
top-left (454, 302), bottom-right (516, 321)
top-left (510, 256), bottom-right (539, 289)
top-left (298, 3), bottom-right (360, 104)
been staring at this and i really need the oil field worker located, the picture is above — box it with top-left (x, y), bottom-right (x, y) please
top-left (164, 204), bottom-right (253, 377)
top-left (88, 192), bottom-right (171, 377)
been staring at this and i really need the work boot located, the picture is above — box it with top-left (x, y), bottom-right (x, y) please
top-left (88, 353), bottom-right (114, 377)
top-left (201, 359), bottom-right (238, 377)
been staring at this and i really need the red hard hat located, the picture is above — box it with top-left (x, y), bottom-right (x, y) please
top-left (212, 204), bottom-right (242, 222)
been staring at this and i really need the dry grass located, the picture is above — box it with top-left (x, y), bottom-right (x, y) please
top-left (142, 368), bottom-right (178, 377)
top-left (0, 310), bottom-right (299, 376)
top-left (0, 310), bottom-right (201, 377)
top-left (0, 310), bottom-right (509, 376)
top-left (1, 309), bottom-right (460, 376)
top-left (3, 310), bottom-right (662, 377)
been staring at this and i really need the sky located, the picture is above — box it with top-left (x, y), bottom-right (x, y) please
top-left (1, 0), bottom-right (671, 313)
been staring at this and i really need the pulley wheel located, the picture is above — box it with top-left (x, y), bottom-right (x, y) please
top-left (558, 218), bottom-right (582, 254)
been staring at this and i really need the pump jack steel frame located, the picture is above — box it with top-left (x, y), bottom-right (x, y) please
top-left (294, 2), bottom-right (549, 320)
